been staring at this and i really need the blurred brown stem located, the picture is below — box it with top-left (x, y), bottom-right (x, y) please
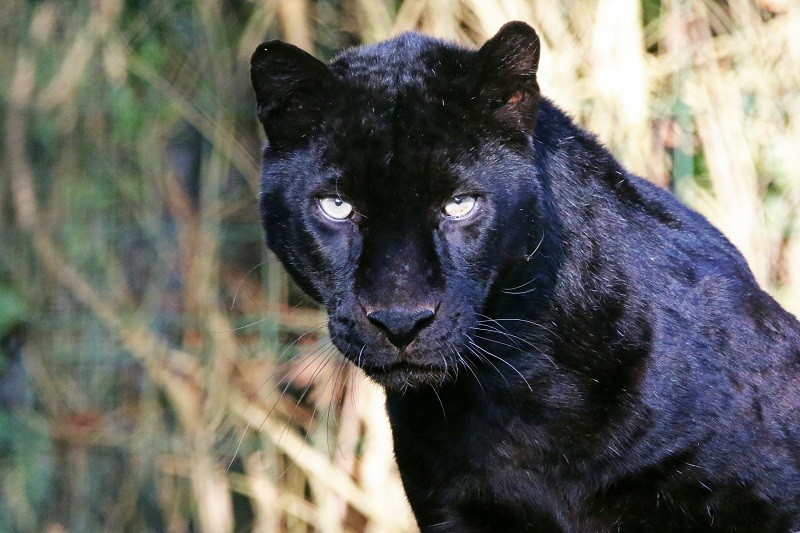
top-left (8, 50), bottom-right (235, 533)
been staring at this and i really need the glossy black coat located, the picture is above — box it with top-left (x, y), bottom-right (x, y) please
top-left (251, 22), bottom-right (800, 531)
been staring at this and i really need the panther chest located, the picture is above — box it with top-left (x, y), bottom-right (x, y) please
top-left (389, 407), bottom-right (766, 532)
top-left (389, 409), bottom-right (585, 530)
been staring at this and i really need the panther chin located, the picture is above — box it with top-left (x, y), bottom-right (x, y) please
top-left (361, 361), bottom-right (453, 391)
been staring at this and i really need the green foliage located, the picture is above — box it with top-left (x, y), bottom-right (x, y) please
top-left (0, 285), bottom-right (26, 336)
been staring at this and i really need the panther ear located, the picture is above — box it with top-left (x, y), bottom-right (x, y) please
top-left (250, 41), bottom-right (335, 141)
top-left (476, 21), bottom-right (541, 131)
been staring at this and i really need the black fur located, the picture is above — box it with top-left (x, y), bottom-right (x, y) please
top-left (251, 22), bottom-right (800, 531)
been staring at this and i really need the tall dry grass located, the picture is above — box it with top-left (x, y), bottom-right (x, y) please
top-left (1, 0), bottom-right (799, 531)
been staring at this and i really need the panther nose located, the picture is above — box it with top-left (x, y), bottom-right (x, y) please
top-left (366, 307), bottom-right (436, 349)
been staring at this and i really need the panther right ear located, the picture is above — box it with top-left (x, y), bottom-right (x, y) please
top-left (476, 21), bottom-right (541, 132)
top-left (250, 41), bottom-right (335, 139)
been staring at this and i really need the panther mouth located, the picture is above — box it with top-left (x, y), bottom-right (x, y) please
top-left (361, 361), bottom-right (451, 390)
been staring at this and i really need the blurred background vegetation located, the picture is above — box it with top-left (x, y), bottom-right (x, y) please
top-left (1, 0), bottom-right (799, 531)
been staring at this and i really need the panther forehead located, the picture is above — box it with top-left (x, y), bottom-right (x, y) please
top-left (330, 32), bottom-right (470, 95)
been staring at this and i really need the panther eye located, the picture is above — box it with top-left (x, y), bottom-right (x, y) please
top-left (318, 196), bottom-right (354, 220)
top-left (442, 195), bottom-right (478, 219)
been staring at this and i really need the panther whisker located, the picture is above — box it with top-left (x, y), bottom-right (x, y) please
top-left (501, 276), bottom-right (539, 292)
top-left (220, 315), bottom-right (270, 332)
top-left (465, 343), bottom-right (509, 387)
top-left (275, 354), bottom-right (339, 482)
top-left (327, 355), bottom-right (351, 460)
top-left (502, 285), bottom-right (539, 296)
top-left (473, 333), bottom-right (524, 353)
top-left (479, 316), bottom-right (565, 341)
top-left (229, 259), bottom-right (269, 311)
top-left (272, 353), bottom-right (335, 463)
top-left (263, 340), bottom-right (335, 407)
top-left (260, 344), bottom-right (337, 431)
top-left (431, 385), bottom-right (447, 420)
top-left (226, 341), bottom-right (332, 471)
top-left (475, 312), bottom-right (515, 330)
top-left (473, 325), bottom-right (524, 349)
top-left (302, 349), bottom-right (340, 429)
top-left (468, 339), bottom-right (533, 391)
top-left (476, 325), bottom-right (558, 369)
top-left (280, 346), bottom-right (338, 428)
top-left (475, 324), bottom-right (537, 348)
top-left (451, 345), bottom-right (487, 396)
top-left (228, 323), bottom-right (329, 470)
top-left (477, 315), bottom-right (567, 346)
top-left (357, 344), bottom-right (366, 367)
top-left (237, 340), bottom-right (336, 457)
top-left (523, 232), bottom-right (545, 262)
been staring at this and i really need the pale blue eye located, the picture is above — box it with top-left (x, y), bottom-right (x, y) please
top-left (318, 196), bottom-right (353, 220)
top-left (443, 196), bottom-right (477, 218)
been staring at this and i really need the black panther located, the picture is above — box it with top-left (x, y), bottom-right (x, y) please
top-left (250, 21), bottom-right (800, 531)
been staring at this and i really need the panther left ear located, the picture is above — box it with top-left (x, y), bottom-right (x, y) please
top-left (250, 41), bottom-right (336, 143)
top-left (476, 21), bottom-right (541, 131)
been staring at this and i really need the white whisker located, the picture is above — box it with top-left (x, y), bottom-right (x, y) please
top-left (468, 339), bottom-right (533, 391)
